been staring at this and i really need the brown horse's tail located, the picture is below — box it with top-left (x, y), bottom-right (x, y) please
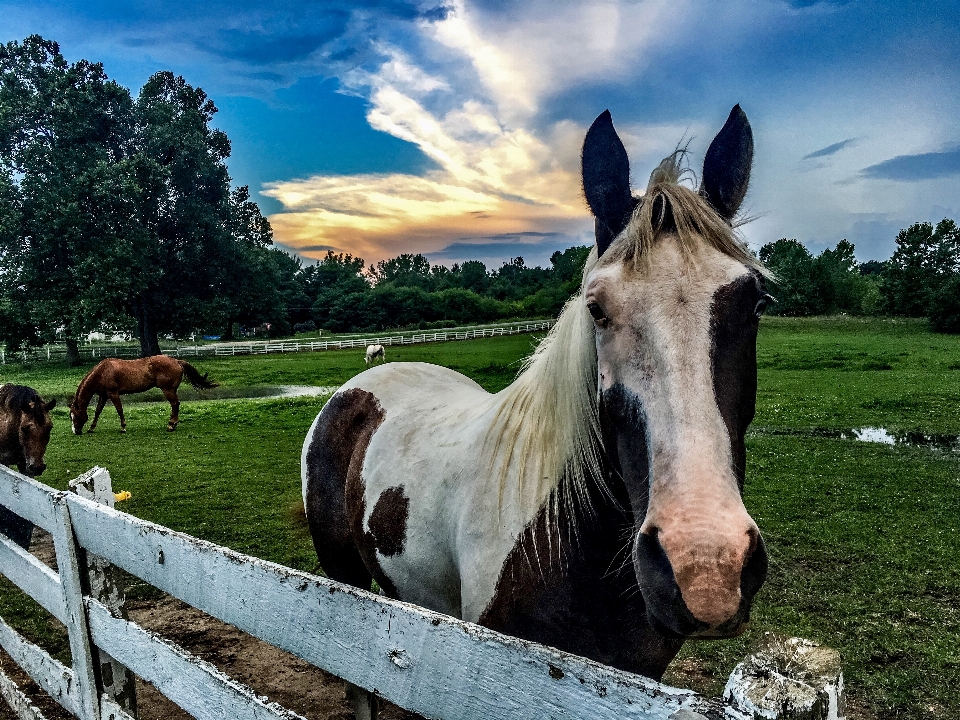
top-left (179, 361), bottom-right (219, 390)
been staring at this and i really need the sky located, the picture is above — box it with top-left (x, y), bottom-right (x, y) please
top-left (3, 0), bottom-right (959, 268)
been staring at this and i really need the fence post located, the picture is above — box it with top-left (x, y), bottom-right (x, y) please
top-left (50, 495), bottom-right (101, 720)
top-left (69, 467), bottom-right (139, 719)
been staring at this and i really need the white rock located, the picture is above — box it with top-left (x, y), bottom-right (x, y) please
top-left (723, 633), bottom-right (845, 720)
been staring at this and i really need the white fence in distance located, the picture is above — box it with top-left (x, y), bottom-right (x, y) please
top-left (0, 322), bottom-right (555, 364)
top-left (0, 464), bottom-right (740, 720)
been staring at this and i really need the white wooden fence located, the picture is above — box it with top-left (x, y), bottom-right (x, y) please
top-left (0, 322), bottom-right (554, 364)
top-left (0, 464), bottom-right (740, 720)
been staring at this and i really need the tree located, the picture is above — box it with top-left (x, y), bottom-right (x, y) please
top-left (126, 71), bottom-right (236, 355)
top-left (0, 36), bottom-right (140, 363)
top-left (369, 253), bottom-right (434, 290)
top-left (881, 222), bottom-right (941, 317)
top-left (758, 239), bottom-right (818, 315)
top-left (454, 260), bottom-right (488, 294)
top-left (210, 185), bottom-right (279, 340)
top-left (305, 251), bottom-right (370, 328)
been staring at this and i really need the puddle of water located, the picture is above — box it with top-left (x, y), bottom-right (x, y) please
top-left (751, 426), bottom-right (960, 452)
top-left (125, 385), bottom-right (337, 404)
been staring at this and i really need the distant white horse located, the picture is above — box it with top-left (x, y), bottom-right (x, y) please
top-left (364, 344), bottom-right (385, 366)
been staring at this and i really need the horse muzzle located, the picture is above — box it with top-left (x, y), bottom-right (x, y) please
top-left (633, 527), bottom-right (768, 639)
top-left (25, 461), bottom-right (46, 477)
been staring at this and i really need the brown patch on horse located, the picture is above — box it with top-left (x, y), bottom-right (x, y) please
top-left (479, 477), bottom-right (684, 680)
top-left (304, 389), bottom-right (397, 595)
top-left (709, 273), bottom-right (763, 487)
top-left (367, 486), bottom-right (409, 557)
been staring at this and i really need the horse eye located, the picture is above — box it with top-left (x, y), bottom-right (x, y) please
top-left (754, 295), bottom-right (770, 319)
top-left (587, 301), bottom-right (608, 326)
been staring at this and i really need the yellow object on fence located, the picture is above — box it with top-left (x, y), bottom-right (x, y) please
top-left (114, 491), bottom-right (132, 502)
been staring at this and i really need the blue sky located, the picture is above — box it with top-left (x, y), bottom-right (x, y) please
top-left (3, 0), bottom-right (959, 267)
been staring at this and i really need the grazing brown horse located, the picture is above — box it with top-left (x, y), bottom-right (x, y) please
top-left (68, 355), bottom-right (217, 434)
top-left (0, 384), bottom-right (56, 548)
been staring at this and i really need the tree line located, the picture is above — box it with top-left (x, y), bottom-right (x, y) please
top-left (758, 218), bottom-right (960, 332)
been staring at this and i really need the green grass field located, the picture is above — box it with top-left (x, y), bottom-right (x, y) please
top-left (2, 318), bottom-right (959, 718)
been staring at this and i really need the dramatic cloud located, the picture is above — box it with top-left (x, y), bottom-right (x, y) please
top-left (6, 0), bottom-right (958, 263)
top-left (861, 147), bottom-right (960, 181)
top-left (264, 0), bottom-right (780, 263)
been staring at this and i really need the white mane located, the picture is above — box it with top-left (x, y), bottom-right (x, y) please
top-left (486, 247), bottom-right (605, 523)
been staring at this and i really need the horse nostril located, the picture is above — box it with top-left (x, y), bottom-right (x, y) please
top-left (740, 531), bottom-right (768, 601)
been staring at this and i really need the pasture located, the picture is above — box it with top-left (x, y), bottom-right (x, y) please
top-left (1, 318), bottom-right (959, 719)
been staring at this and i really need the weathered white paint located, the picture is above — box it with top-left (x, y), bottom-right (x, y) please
top-left (0, 665), bottom-right (50, 720)
top-left (0, 615), bottom-right (79, 716)
top-left (49, 494), bottom-right (100, 720)
top-left (70, 467), bottom-right (138, 719)
top-left (0, 467), bottom-right (58, 532)
top-left (65, 493), bottom-right (717, 720)
top-left (98, 697), bottom-right (135, 720)
top-left (85, 600), bottom-right (307, 720)
top-left (1, 465), bottom-right (830, 720)
top-left (0, 532), bottom-right (65, 622)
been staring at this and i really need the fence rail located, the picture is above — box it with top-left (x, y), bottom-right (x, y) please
top-left (0, 322), bottom-right (555, 364)
top-left (0, 464), bottom-right (738, 720)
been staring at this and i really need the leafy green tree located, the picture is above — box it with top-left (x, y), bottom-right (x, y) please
top-left (0, 36), bottom-right (140, 362)
top-left (881, 222), bottom-right (942, 317)
top-left (369, 253), bottom-right (434, 290)
top-left (759, 239), bottom-right (818, 315)
top-left (305, 251), bottom-right (370, 328)
top-left (127, 71), bottom-right (236, 355)
top-left (210, 185), bottom-right (279, 339)
top-left (453, 260), bottom-right (488, 294)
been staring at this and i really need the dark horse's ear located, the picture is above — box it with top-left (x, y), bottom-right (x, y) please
top-left (66, 394), bottom-right (74, 408)
top-left (582, 110), bottom-right (636, 257)
top-left (700, 104), bottom-right (753, 220)
top-left (44, 399), bottom-right (56, 412)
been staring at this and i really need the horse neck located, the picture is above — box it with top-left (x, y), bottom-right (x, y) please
top-left (75, 370), bottom-right (100, 406)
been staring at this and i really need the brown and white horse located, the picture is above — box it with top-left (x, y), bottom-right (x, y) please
top-left (364, 344), bottom-right (385, 366)
top-left (303, 106), bottom-right (770, 704)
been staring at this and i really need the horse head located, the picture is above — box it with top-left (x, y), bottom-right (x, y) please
top-left (67, 394), bottom-right (88, 435)
top-left (14, 393), bottom-right (55, 476)
top-left (581, 106), bottom-right (768, 639)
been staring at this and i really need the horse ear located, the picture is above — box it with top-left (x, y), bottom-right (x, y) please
top-left (45, 399), bottom-right (56, 412)
top-left (67, 394), bottom-right (74, 408)
top-left (700, 104), bottom-right (753, 220)
top-left (582, 110), bottom-right (636, 256)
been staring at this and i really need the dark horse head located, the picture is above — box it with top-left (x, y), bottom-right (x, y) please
top-left (0, 384), bottom-right (56, 477)
top-left (582, 106), bottom-right (769, 639)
